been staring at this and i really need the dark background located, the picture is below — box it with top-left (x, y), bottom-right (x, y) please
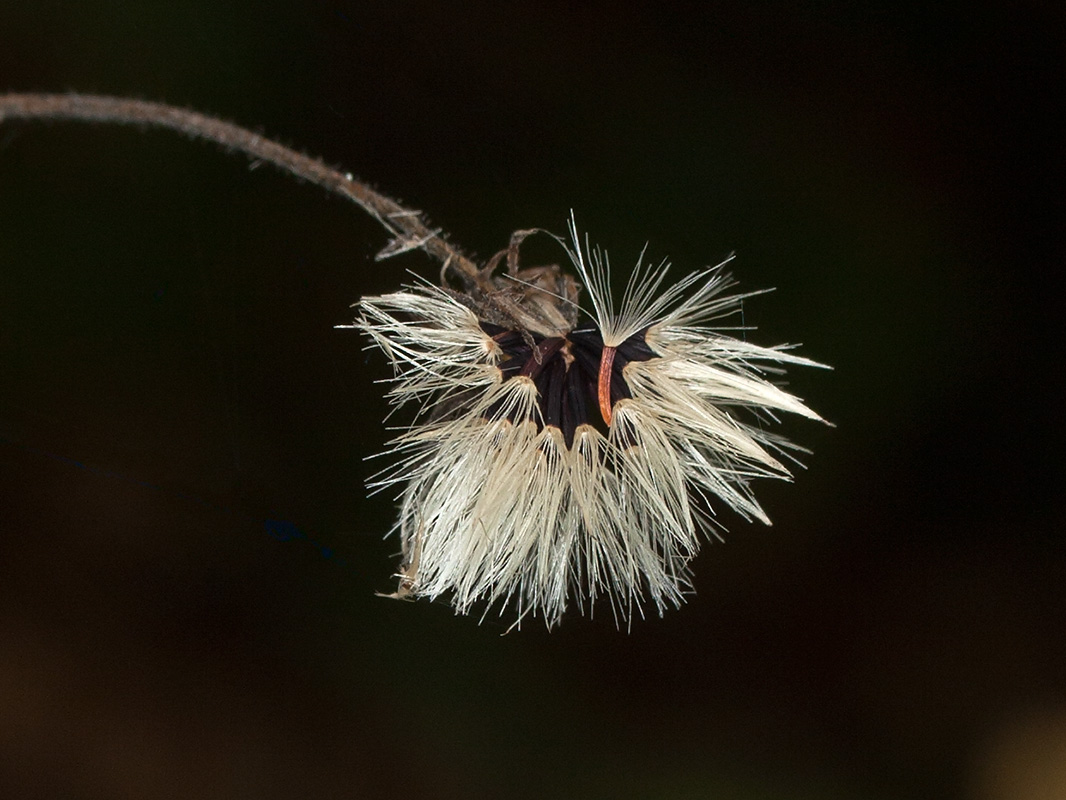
top-left (1, 2), bottom-right (1062, 798)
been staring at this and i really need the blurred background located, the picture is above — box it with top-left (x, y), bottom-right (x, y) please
top-left (1, 2), bottom-right (1062, 798)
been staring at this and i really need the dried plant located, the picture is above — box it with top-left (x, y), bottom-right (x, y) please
top-left (2, 93), bottom-right (828, 629)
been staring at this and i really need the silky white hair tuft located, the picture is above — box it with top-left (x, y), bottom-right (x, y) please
top-left (353, 216), bottom-right (828, 629)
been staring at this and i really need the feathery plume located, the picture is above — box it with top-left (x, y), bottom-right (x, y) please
top-left (354, 215), bottom-right (827, 628)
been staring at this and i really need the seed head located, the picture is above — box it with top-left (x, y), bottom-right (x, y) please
top-left (354, 215), bottom-right (828, 629)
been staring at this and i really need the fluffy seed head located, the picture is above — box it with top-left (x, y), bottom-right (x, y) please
top-left (352, 215), bottom-right (827, 629)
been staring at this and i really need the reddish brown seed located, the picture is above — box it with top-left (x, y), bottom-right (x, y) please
top-left (597, 345), bottom-right (617, 426)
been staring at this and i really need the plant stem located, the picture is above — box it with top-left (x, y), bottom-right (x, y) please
top-left (0, 92), bottom-right (481, 286)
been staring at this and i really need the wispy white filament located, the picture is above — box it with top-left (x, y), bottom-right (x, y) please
top-left (354, 218), bottom-right (827, 628)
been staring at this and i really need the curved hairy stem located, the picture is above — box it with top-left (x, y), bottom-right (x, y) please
top-left (0, 92), bottom-right (481, 286)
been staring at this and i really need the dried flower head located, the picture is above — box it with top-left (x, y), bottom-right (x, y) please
top-left (1, 94), bottom-right (829, 630)
top-left (356, 215), bottom-right (827, 628)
